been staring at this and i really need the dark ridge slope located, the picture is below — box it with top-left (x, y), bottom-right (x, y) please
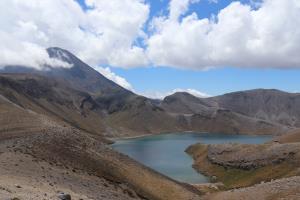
top-left (211, 89), bottom-right (300, 127)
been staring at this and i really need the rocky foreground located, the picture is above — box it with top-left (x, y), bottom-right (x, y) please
top-left (186, 130), bottom-right (300, 199)
top-left (205, 142), bottom-right (300, 170)
top-left (0, 93), bottom-right (201, 200)
top-left (203, 176), bottom-right (300, 200)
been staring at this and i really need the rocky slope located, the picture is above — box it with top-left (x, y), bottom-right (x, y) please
top-left (203, 176), bottom-right (300, 200)
top-left (211, 89), bottom-right (300, 127)
top-left (204, 142), bottom-right (300, 169)
top-left (186, 131), bottom-right (300, 199)
top-left (161, 92), bottom-right (289, 135)
top-left (0, 72), bottom-right (288, 137)
top-left (0, 93), bottom-right (201, 200)
top-left (161, 89), bottom-right (300, 134)
top-left (275, 128), bottom-right (300, 143)
top-left (187, 141), bottom-right (300, 188)
top-left (0, 73), bottom-right (107, 136)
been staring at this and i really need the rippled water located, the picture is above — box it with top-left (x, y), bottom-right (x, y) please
top-left (111, 132), bottom-right (272, 183)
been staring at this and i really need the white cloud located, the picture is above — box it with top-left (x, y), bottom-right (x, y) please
top-left (169, 0), bottom-right (200, 21)
top-left (173, 88), bottom-right (210, 98)
top-left (95, 67), bottom-right (211, 100)
top-left (208, 0), bottom-right (218, 4)
top-left (94, 66), bottom-right (134, 91)
top-left (0, 0), bottom-right (149, 69)
top-left (147, 0), bottom-right (300, 69)
top-left (0, 41), bottom-right (72, 70)
top-left (141, 88), bottom-right (210, 99)
top-left (1, 0), bottom-right (300, 71)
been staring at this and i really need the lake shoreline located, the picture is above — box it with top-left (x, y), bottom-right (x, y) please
top-left (111, 132), bottom-right (273, 184)
top-left (110, 131), bottom-right (274, 142)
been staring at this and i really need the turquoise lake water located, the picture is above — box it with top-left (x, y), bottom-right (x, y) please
top-left (111, 132), bottom-right (272, 183)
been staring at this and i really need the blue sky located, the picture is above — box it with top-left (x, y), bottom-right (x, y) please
top-left (113, 67), bottom-right (300, 96)
top-left (74, 0), bottom-right (299, 97)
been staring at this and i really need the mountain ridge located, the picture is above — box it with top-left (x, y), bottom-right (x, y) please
top-left (0, 47), bottom-right (295, 136)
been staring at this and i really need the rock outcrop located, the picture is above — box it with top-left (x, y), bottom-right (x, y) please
top-left (206, 143), bottom-right (300, 169)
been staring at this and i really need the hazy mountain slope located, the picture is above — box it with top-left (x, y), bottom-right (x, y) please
top-left (162, 90), bottom-right (300, 129)
top-left (105, 96), bottom-right (184, 137)
top-left (161, 92), bottom-right (288, 135)
top-left (161, 92), bottom-right (217, 114)
top-left (188, 108), bottom-right (287, 135)
top-left (211, 89), bottom-right (300, 127)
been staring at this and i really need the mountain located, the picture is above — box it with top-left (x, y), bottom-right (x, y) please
top-left (0, 47), bottom-right (298, 199)
top-left (3, 47), bottom-right (130, 96)
top-left (1, 47), bottom-right (292, 136)
top-left (161, 92), bottom-right (216, 114)
top-left (0, 73), bottom-right (109, 136)
top-left (2, 47), bottom-right (138, 114)
top-left (161, 89), bottom-right (300, 131)
top-left (211, 89), bottom-right (300, 127)
top-left (160, 92), bottom-right (289, 135)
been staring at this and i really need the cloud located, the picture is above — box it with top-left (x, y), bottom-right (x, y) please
top-left (95, 68), bottom-right (211, 100)
top-left (208, 0), bottom-right (218, 4)
top-left (0, 41), bottom-right (72, 70)
top-left (141, 88), bottom-right (210, 99)
top-left (0, 0), bottom-right (149, 69)
top-left (173, 88), bottom-right (211, 98)
top-left (169, 0), bottom-right (200, 21)
top-left (147, 0), bottom-right (300, 69)
top-left (94, 67), bottom-right (134, 91)
top-left (1, 0), bottom-right (300, 71)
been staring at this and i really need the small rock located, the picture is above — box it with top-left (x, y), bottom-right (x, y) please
top-left (211, 176), bottom-right (217, 182)
top-left (58, 193), bottom-right (71, 200)
top-left (14, 184), bottom-right (21, 189)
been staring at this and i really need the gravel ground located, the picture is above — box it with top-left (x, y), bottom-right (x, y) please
top-left (204, 176), bottom-right (300, 200)
top-left (0, 151), bottom-right (141, 200)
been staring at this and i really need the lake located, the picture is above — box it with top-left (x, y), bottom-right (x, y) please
top-left (111, 132), bottom-right (272, 183)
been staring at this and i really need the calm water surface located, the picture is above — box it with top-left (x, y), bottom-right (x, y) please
top-left (111, 132), bottom-right (272, 183)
